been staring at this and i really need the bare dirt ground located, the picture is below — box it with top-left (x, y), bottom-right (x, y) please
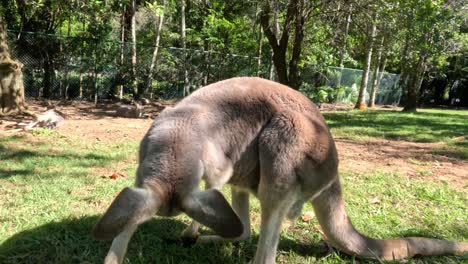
top-left (1, 100), bottom-right (467, 192)
top-left (335, 138), bottom-right (467, 192)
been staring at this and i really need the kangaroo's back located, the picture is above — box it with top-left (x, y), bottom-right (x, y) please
top-left (178, 77), bottom-right (322, 118)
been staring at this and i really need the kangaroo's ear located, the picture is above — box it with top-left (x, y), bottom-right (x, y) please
top-left (181, 189), bottom-right (243, 238)
top-left (92, 187), bottom-right (159, 240)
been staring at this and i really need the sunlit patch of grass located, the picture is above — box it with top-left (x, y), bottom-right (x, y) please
top-left (433, 138), bottom-right (468, 160)
top-left (323, 108), bottom-right (468, 160)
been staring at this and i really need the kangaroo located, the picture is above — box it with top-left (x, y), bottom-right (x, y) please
top-left (93, 77), bottom-right (468, 264)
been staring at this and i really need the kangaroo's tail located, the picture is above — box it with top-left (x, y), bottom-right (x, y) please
top-left (311, 180), bottom-right (468, 260)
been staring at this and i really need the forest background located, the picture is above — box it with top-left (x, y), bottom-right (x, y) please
top-left (1, 0), bottom-right (467, 112)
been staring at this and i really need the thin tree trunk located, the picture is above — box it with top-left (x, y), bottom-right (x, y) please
top-left (268, 51), bottom-right (274, 80)
top-left (94, 71), bottom-right (98, 105)
top-left (398, 73), bottom-right (409, 106)
top-left (79, 69), bottom-right (83, 99)
top-left (130, 0), bottom-right (138, 97)
top-left (268, 0), bottom-right (279, 81)
top-left (257, 27), bottom-right (263, 77)
top-left (42, 56), bottom-right (54, 98)
top-left (337, 2), bottom-right (352, 87)
top-left (368, 35), bottom-right (385, 108)
top-left (338, 3), bottom-right (352, 68)
top-left (63, 69), bottom-right (70, 100)
top-left (180, 0), bottom-right (189, 96)
top-left (203, 43), bottom-right (211, 85)
top-left (374, 56), bottom-right (387, 104)
top-left (93, 47), bottom-right (98, 105)
top-left (355, 22), bottom-right (376, 110)
top-left (118, 6), bottom-right (125, 99)
top-left (146, 0), bottom-right (165, 98)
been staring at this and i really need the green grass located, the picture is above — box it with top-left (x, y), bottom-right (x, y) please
top-left (323, 108), bottom-right (468, 159)
top-left (0, 110), bottom-right (467, 263)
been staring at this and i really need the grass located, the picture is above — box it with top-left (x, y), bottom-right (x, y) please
top-left (323, 108), bottom-right (468, 159)
top-left (0, 109), bottom-right (467, 263)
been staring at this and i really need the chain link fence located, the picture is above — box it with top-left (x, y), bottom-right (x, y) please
top-left (300, 66), bottom-right (401, 105)
top-left (8, 31), bottom-right (266, 101)
top-left (326, 66), bottom-right (401, 105)
top-left (8, 31), bottom-right (402, 106)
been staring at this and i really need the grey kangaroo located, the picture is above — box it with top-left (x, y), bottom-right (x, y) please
top-left (93, 77), bottom-right (468, 264)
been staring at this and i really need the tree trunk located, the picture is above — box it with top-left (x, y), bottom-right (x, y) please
top-left (271, 49), bottom-right (288, 85)
top-left (260, 0), bottom-right (290, 86)
top-left (403, 54), bottom-right (426, 112)
top-left (338, 2), bottom-right (352, 68)
top-left (355, 22), bottom-right (376, 110)
top-left (180, 0), bottom-right (189, 96)
top-left (62, 68), bottom-right (70, 100)
top-left (288, 0), bottom-right (307, 89)
top-left (203, 41), bottom-right (211, 86)
top-left (398, 31), bottom-right (411, 106)
top-left (79, 68), bottom-right (83, 99)
top-left (130, 0), bottom-right (138, 97)
top-left (146, 0), bottom-right (165, 98)
top-left (257, 26), bottom-right (263, 77)
top-left (337, 2), bottom-right (352, 88)
top-left (260, 0), bottom-right (313, 89)
top-left (0, 16), bottom-right (27, 114)
top-left (268, 0), bottom-right (279, 81)
top-left (42, 56), bottom-right (54, 98)
top-left (368, 36), bottom-right (385, 108)
top-left (398, 73), bottom-right (409, 106)
top-left (118, 6), bottom-right (126, 99)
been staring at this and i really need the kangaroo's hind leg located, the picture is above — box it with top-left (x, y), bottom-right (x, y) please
top-left (254, 111), bottom-right (309, 264)
top-left (104, 224), bottom-right (137, 264)
top-left (181, 181), bottom-right (225, 239)
top-left (182, 158), bottom-right (234, 240)
top-left (197, 186), bottom-right (251, 243)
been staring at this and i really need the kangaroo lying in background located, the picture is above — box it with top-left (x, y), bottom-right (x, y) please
top-left (93, 77), bottom-right (468, 264)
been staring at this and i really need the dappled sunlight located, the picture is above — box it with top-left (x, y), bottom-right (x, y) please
top-left (323, 109), bottom-right (468, 143)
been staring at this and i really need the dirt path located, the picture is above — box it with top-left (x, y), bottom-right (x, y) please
top-left (2, 101), bottom-right (466, 192)
top-left (336, 138), bottom-right (467, 192)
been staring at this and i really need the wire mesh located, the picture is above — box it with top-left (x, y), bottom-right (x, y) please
top-left (7, 31), bottom-right (264, 101)
top-left (326, 66), bottom-right (401, 105)
top-left (7, 31), bottom-right (402, 105)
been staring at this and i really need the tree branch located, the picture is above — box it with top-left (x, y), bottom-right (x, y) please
top-left (279, 0), bottom-right (297, 49)
top-left (260, 0), bottom-right (279, 53)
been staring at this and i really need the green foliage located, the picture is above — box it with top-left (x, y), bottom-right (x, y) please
top-left (0, 0), bottom-right (466, 105)
top-left (301, 85), bottom-right (357, 104)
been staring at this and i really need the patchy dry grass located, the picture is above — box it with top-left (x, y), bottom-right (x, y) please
top-left (0, 108), bottom-right (467, 263)
top-left (323, 108), bottom-right (468, 159)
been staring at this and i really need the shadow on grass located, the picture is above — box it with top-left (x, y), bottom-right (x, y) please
top-left (0, 216), bottom-right (331, 264)
top-left (1, 216), bottom-right (466, 264)
top-left (0, 143), bottom-right (123, 179)
top-left (323, 110), bottom-right (468, 142)
top-left (0, 134), bottom-right (27, 143)
top-left (432, 140), bottom-right (468, 160)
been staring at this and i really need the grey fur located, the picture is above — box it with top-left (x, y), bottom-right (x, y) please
top-left (26, 109), bottom-right (65, 129)
top-left (115, 103), bottom-right (144, 118)
top-left (94, 77), bottom-right (468, 264)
